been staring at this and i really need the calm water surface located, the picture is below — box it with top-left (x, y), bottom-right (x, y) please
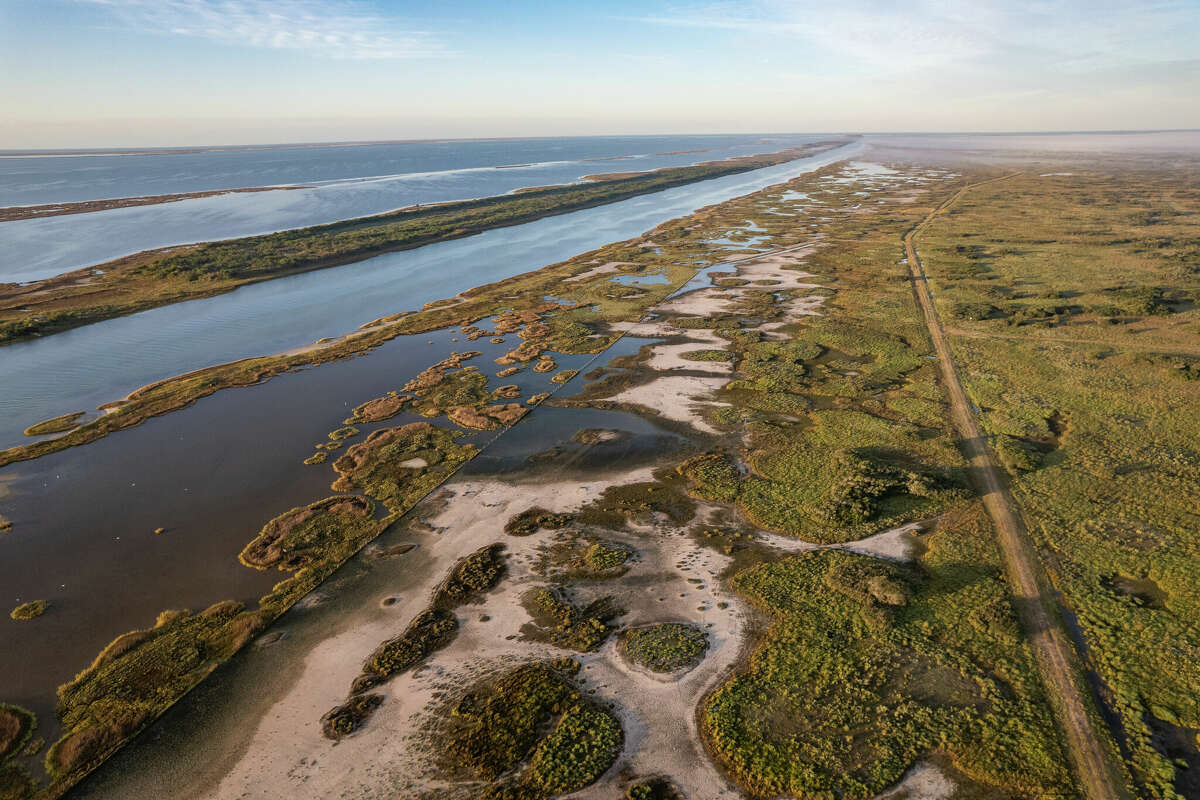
top-left (0, 139), bottom-right (853, 739)
top-left (0, 134), bottom-right (827, 282)
top-left (0, 140), bottom-right (860, 447)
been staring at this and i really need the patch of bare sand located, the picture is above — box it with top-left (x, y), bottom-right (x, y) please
top-left (563, 261), bottom-right (634, 283)
top-left (643, 329), bottom-right (731, 374)
top-left (568, 511), bottom-right (747, 799)
top-left (654, 286), bottom-right (734, 317)
top-left (609, 375), bottom-right (728, 434)
top-left (199, 469), bottom-right (656, 799)
top-left (870, 762), bottom-right (955, 799)
top-left (757, 519), bottom-right (930, 562)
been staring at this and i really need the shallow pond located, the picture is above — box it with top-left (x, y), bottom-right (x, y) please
top-left (0, 141), bottom-right (860, 448)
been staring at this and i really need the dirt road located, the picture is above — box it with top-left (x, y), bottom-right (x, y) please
top-left (904, 178), bottom-right (1127, 800)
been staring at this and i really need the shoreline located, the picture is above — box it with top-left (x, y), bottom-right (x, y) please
top-left (0, 186), bottom-right (311, 223)
top-left (0, 140), bottom-right (852, 345)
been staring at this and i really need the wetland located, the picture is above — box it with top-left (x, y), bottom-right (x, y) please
top-left (2, 132), bottom-right (1199, 800)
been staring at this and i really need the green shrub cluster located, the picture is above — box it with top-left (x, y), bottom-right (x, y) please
top-left (577, 482), bottom-right (696, 528)
top-left (818, 449), bottom-right (961, 526)
top-left (676, 452), bottom-right (741, 503)
top-left (625, 777), bottom-right (683, 800)
top-left (704, 536), bottom-right (1071, 798)
top-left (330, 422), bottom-right (477, 513)
top-left (738, 411), bottom-right (966, 543)
top-left (505, 507), bottom-right (573, 537)
top-left (524, 702), bottom-right (622, 793)
top-left (578, 542), bottom-right (629, 574)
top-left (436, 662), bottom-right (621, 798)
top-left (9, 601), bottom-right (47, 622)
top-left (531, 588), bottom-right (621, 652)
top-left (621, 623), bottom-right (708, 673)
top-left (320, 694), bottom-right (383, 740)
top-left (238, 496), bottom-right (378, 572)
top-left (46, 602), bottom-right (267, 782)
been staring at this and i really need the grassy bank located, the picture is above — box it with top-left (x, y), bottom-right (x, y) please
top-left (0, 141), bottom-right (847, 344)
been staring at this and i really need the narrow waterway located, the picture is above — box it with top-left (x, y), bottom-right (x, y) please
top-left (0, 134), bottom-right (829, 282)
top-left (0, 140), bottom-right (859, 446)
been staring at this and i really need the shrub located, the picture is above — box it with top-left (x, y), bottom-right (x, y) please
top-left (9, 601), bottom-right (47, 621)
top-left (621, 624), bottom-right (709, 673)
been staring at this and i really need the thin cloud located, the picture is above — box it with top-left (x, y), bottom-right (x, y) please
top-left (633, 0), bottom-right (1200, 74)
top-left (79, 0), bottom-right (452, 59)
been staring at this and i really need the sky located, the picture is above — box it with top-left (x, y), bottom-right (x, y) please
top-left (1, 0), bottom-right (1198, 148)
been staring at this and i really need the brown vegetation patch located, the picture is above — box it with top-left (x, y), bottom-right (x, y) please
top-left (0, 704), bottom-right (35, 761)
top-left (238, 496), bottom-right (374, 571)
top-left (349, 392), bottom-right (410, 423)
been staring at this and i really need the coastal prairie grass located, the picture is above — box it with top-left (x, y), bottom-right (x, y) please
top-left (703, 504), bottom-right (1073, 798)
top-left (920, 166), bottom-right (1200, 796)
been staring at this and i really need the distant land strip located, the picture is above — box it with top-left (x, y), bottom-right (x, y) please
top-left (0, 139), bottom-right (851, 344)
top-left (0, 185), bottom-right (311, 222)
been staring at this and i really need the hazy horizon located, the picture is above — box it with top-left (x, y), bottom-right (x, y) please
top-left (3, 0), bottom-right (1199, 149)
top-left (4, 128), bottom-right (1200, 155)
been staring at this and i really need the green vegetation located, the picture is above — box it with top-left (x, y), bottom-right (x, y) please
top-left (322, 544), bottom-right (507, 738)
top-left (920, 168), bottom-right (1200, 797)
top-left (346, 391), bottom-right (409, 423)
top-left (533, 532), bottom-right (631, 579)
top-left (0, 762), bottom-right (35, 800)
top-left (676, 452), bottom-right (741, 503)
top-left (621, 623), bottom-right (708, 673)
top-left (320, 694), bottom-right (384, 740)
top-left (703, 506), bottom-right (1072, 798)
top-left (46, 601), bottom-right (267, 785)
top-left (625, 777), bottom-right (683, 800)
top-left (330, 422), bottom-right (477, 514)
top-left (524, 702), bottom-right (622, 794)
top-left (22, 413), bottom-right (84, 437)
top-left (528, 588), bottom-right (622, 652)
top-left (576, 481), bottom-right (696, 528)
top-left (238, 496), bottom-right (379, 572)
top-left (431, 661), bottom-right (621, 798)
top-left (578, 541), bottom-right (629, 574)
top-left (505, 507), bottom-right (572, 537)
top-left (0, 143), bottom-right (843, 344)
top-left (9, 602), bottom-right (47, 622)
top-left (680, 348), bottom-right (734, 361)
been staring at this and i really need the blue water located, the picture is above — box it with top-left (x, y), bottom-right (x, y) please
top-left (0, 134), bottom-right (827, 282)
top-left (610, 272), bottom-right (671, 286)
top-left (0, 135), bottom-right (825, 206)
top-left (0, 140), bottom-right (861, 447)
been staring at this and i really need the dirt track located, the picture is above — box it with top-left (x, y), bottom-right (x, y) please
top-left (904, 177), bottom-right (1127, 800)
